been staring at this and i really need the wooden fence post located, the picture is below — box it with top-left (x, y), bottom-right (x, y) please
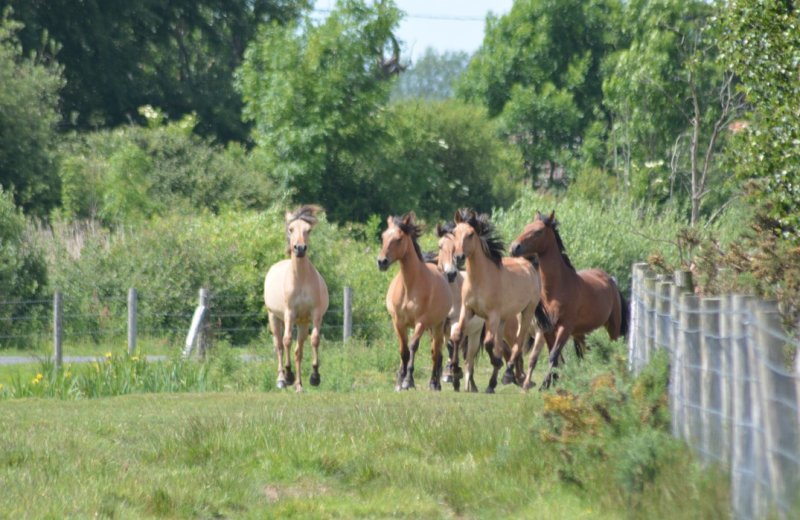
top-left (700, 297), bottom-right (722, 465)
top-left (53, 291), bottom-right (63, 372)
top-left (754, 300), bottom-right (797, 517)
top-left (183, 288), bottom-right (209, 359)
top-left (670, 276), bottom-right (685, 439)
top-left (629, 262), bottom-right (648, 372)
top-left (655, 278), bottom-right (672, 351)
top-left (198, 288), bottom-right (211, 358)
top-left (643, 271), bottom-right (657, 368)
top-left (343, 286), bottom-right (353, 342)
top-left (680, 293), bottom-right (701, 447)
top-left (718, 294), bottom-right (733, 468)
top-left (730, 295), bottom-right (757, 519)
top-left (127, 287), bottom-right (137, 356)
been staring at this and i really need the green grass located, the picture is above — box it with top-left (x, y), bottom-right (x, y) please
top-left (0, 336), bottom-right (731, 519)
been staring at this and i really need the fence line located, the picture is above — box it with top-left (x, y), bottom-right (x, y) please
top-left (628, 263), bottom-right (799, 520)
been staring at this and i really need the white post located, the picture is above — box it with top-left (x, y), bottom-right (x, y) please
top-left (53, 291), bottom-right (63, 372)
top-left (681, 293), bottom-right (701, 448)
top-left (183, 288), bottom-right (209, 359)
top-left (343, 286), bottom-right (353, 342)
top-left (127, 287), bottom-right (137, 356)
top-left (700, 297), bottom-right (722, 465)
top-left (730, 295), bottom-right (756, 519)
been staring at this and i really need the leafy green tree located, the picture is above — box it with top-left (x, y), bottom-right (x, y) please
top-left (718, 0), bottom-right (800, 240)
top-left (603, 0), bottom-right (742, 224)
top-left (5, 0), bottom-right (308, 142)
top-left (0, 13), bottom-right (63, 217)
top-left (391, 48), bottom-right (470, 101)
top-left (238, 0), bottom-right (403, 222)
top-left (457, 0), bottom-right (622, 183)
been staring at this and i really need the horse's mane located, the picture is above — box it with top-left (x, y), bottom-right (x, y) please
top-left (541, 213), bottom-right (576, 272)
top-left (436, 221), bottom-right (456, 237)
top-left (287, 204), bottom-right (323, 226)
top-left (422, 251), bottom-right (438, 264)
top-left (455, 208), bottom-right (504, 267)
top-left (391, 214), bottom-right (424, 262)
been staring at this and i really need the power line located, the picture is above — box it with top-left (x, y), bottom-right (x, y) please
top-left (312, 8), bottom-right (486, 22)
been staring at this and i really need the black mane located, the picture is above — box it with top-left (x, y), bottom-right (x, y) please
top-left (392, 214), bottom-right (424, 262)
top-left (542, 213), bottom-right (576, 272)
top-left (455, 208), bottom-right (504, 267)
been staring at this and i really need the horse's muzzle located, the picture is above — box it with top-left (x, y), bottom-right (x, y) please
top-left (509, 242), bottom-right (523, 257)
top-left (377, 257), bottom-right (390, 271)
top-left (293, 245), bottom-right (307, 257)
top-left (445, 270), bottom-right (457, 283)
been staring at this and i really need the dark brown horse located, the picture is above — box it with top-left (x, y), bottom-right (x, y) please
top-left (510, 211), bottom-right (629, 389)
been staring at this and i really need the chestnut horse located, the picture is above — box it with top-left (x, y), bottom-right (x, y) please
top-left (450, 209), bottom-right (542, 392)
top-left (264, 205), bottom-right (329, 392)
top-left (510, 211), bottom-right (629, 389)
top-left (378, 212), bottom-right (452, 391)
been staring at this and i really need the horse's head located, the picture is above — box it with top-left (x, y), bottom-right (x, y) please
top-left (285, 205), bottom-right (323, 258)
top-left (436, 221), bottom-right (459, 283)
top-left (510, 210), bottom-right (556, 258)
top-left (452, 208), bottom-right (482, 266)
top-left (377, 212), bottom-right (423, 271)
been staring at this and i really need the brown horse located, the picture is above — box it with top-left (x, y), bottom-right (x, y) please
top-left (264, 205), bottom-right (329, 392)
top-left (450, 209), bottom-right (542, 392)
top-left (510, 210), bottom-right (629, 389)
top-left (378, 212), bottom-right (452, 391)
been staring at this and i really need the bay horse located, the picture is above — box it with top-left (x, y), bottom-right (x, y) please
top-left (264, 205), bottom-right (329, 392)
top-left (510, 210), bottom-right (629, 389)
top-left (449, 209), bottom-right (542, 392)
top-left (378, 212), bottom-right (452, 391)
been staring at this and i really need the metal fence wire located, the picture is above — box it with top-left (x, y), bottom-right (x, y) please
top-left (628, 263), bottom-right (800, 520)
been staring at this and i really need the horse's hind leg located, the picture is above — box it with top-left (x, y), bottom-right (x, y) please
top-left (482, 320), bottom-right (503, 393)
top-left (464, 328), bottom-right (481, 392)
top-left (523, 331), bottom-right (547, 391)
top-left (294, 324), bottom-right (309, 392)
top-left (574, 334), bottom-right (587, 360)
top-left (269, 313), bottom-right (288, 389)
top-left (542, 326), bottom-right (572, 390)
top-left (403, 322), bottom-right (425, 390)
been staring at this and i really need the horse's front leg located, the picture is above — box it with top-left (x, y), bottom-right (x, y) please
top-left (541, 325), bottom-right (572, 390)
top-left (282, 311), bottom-right (296, 386)
top-left (428, 321), bottom-right (446, 391)
top-left (392, 319), bottom-right (409, 392)
top-left (269, 314), bottom-right (287, 389)
top-left (293, 324), bottom-right (309, 392)
top-left (309, 315), bottom-right (323, 387)
top-left (450, 306), bottom-right (473, 391)
top-left (403, 322), bottom-right (425, 390)
top-left (464, 323), bottom-right (482, 392)
top-left (483, 315), bottom-right (503, 393)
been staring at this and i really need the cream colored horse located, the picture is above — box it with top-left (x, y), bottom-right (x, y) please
top-left (450, 209), bottom-right (542, 392)
top-left (264, 205), bottom-right (329, 392)
top-left (378, 212), bottom-right (452, 391)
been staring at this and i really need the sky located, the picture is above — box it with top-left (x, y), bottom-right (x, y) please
top-left (314, 0), bottom-right (515, 62)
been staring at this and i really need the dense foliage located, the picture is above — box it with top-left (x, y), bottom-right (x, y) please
top-left (3, 0), bottom-right (308, 142)
top-left (0, 14), bottom-right (63, 217)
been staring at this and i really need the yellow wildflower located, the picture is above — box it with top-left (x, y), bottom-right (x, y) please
top-left (94, 362), bottom-right (100, 372)
top-left (131, 356), bottom-right (139, 362)
top-left (64, 371), bottom-right (72, 379)
top-left (0, 383), bottom-right (4, 392)
top-left (104, 352), bottom-right (112, 359)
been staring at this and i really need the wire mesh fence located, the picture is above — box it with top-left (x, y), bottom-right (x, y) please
top-left (628, 262), bottom-right (800, 520)
top-left (0, 286), bottom-right (380, 355)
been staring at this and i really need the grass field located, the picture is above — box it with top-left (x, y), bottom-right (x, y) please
top-left (0, 337), bottom-right (730, 519)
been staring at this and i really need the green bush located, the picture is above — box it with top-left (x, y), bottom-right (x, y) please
top-left (57, 111), bottom-right (275, 225)
top-left (0, 188), bottom-right (48, 348)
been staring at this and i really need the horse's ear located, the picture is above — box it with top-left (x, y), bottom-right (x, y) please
top-left (436, 223), bottom-right (445, 237)
top-left (548, 210), bottom-right (555, 223)
top-left (454, 210), bottom-right (463, 223)
top-left (386, 215), bottom-right (394, 227)
top-left (285, 211), bottom-right (293, 224)
top-left (535, 210), bottom-right (542, 220)
top-left (402, 211), bottom-right (416, 226)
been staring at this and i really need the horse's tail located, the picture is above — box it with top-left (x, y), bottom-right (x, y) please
top-left (618, 286), bottom-right (630, 339)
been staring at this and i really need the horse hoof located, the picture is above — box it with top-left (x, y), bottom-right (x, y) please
top-left (443, 374), bottom-right (453, 383)
top-left (395, 384), bottom-right (402, 392)
top-left (501, 370), bottom-right (515, 386)
top-left (429, 381), bottom-right (441, 391)
top-left (452, 366), bottom-right (464, 379)
top-left (276, 380), bottom-right (286, 389)
top-left (401, 379), bottom-right (415, 390)
top-left (485, 386), bottom-right (495, 394)
top-left (310, 373), bottom-right (320, 386)
top-left (523, 381), bottom-right (536, 392)
top-left (295, 385), bottom-right (304, 393)
top-left (285, 371), bottom-right (295, 385)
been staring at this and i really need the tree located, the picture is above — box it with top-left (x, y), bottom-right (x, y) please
top-left (457, 0), bottom-right (622, 183)
top-left (238, 0), bottom-right (403, 222)
top-left (391, 48), bottom-right (470, 101)
top-left (718, 0), bottom-right (800, 241)
top-left (4, 0), bottom-right (308, 142)
top-left (603, 0), bottom-right (744, 225)
top-left (0, 12), bottom-right (63, 217)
